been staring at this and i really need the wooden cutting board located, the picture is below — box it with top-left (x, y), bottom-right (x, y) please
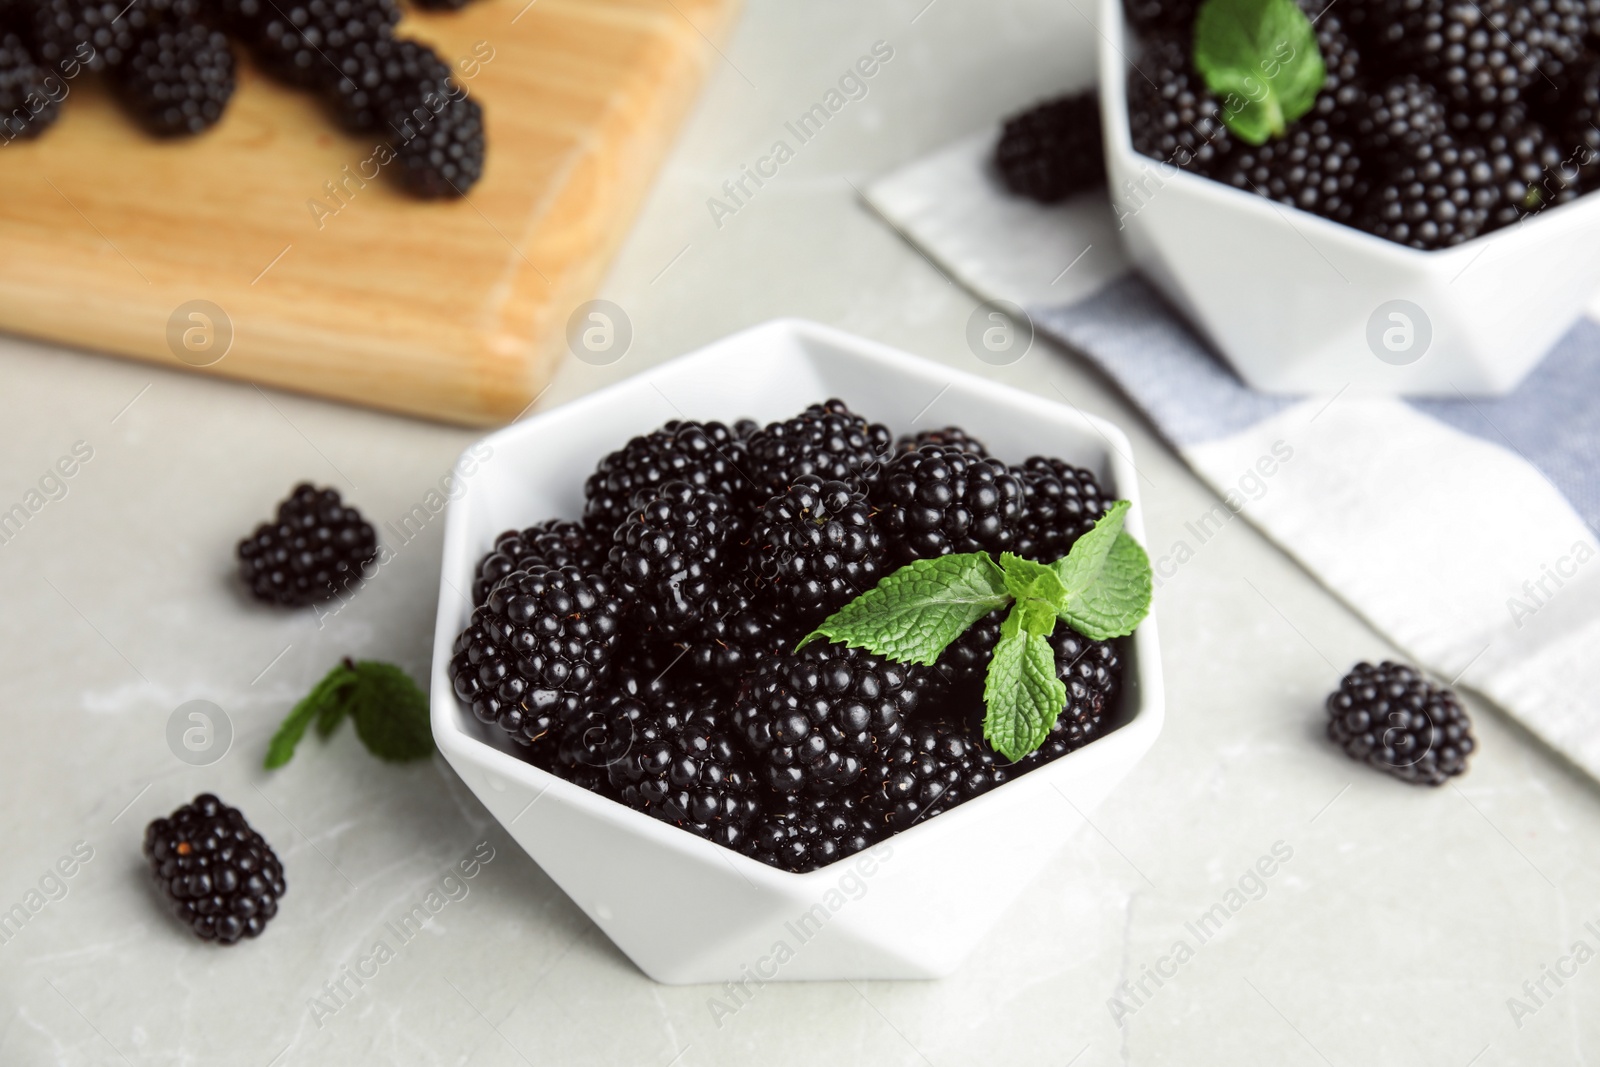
top-left (0, 0), bottom-right (739, 425)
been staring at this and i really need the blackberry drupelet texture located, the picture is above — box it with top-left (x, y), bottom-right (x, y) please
top-left (742, 399), bottom-right (892, 503)
top-left (237, 483), bottom-right (378, 607)
top-left (448, 564), bottom-right (621, 746)
top-left (1127, 33), bottom-right (1232, 171)
top-left (744, 793), bottom-right (885, 873)
top-left (752, 475), bottom-right (886, 624)
top-left (994, 92), bottom-right (1106, 203)
top-left (1212, 117), bottom-right (1367, 222)
top-left (220, 0), bottom-right (398, 89)
top-left (607, 700), bottom-right (762, 848)
top-left (1358, 76), bottom-right (1450, 154)
top-left (387, 87), bottom-right (485, 197)
top-left (935, 609), bottom-right (1005, 689)
top-left (472, 518), bottom-right (605, 607)
top-left (583, 420), bottom-right (748, 537)
top-left (874, 445), bottom-right (1024, 564)
top-left (1326, 661), bottom-right (1475, 785)
top-left (1357, 130), bottom-right (1499, 249)
top-left (112, 20), bottom-right (234, 136)
top-left (732, 641), bottom-right (926, 797)
top-left (678, 579), bottom-right (791, 681)
top-left (1015, 626), bottom-right (1123, 768)
top-left (321, 35), bottom-right (440, 134)
top-left (866, 719), bottom-right (1008, 830)
top-left (606, 481), bottom-right (740, 640)
top-left (144, 794), bottom-right (285, 944)
top-left (895, 426), bottom-right (989, 457)
top-left (0, 31), bottom-right (59, 141)
top-left (1378, 0), bottom-right (1578, 110)
top-left (1012, 455), bottom-right (1107, 563)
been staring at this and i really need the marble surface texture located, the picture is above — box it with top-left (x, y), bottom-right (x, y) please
top-left (4, 1), bottom-right (1600, 1064)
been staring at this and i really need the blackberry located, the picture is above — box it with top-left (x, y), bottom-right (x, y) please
top-left (1379, 0), bottom-right (1579, 110)
top-left (1213, 117), bottom-right (1368, 222)
top-left (1558, 63), bottom-right (1600, 186)
top-left (236, 483), bottom-right (378, 607)
top-left (1304, 7), bottom-right (1368, 127)
top-left (220, 0), bottom-right (399, 89)
top-left (751, 475), bottom-right (886, 623)
top-left (994, 91), bottom-right (1105, 203)
top-left (143, 794), bottom-right (285, 944)
top-left (1013, 455), bottom-right (1108, 563)
top-left (321, 35), bottom-right (436, 133)
top-left (866, 719), bottom-right (1008, 830)
top-left (677, 579), bottom-right (791, 682)
top-left (1015, 626), bottom-right (1123, 768)
top-left (384, 78), bottom-right (485, 198)
top-left (0, 32), bottom-right (59, 142)
top-left (873, 445), bottom-right (1024, 564)
top-left (32, 0), bottom-right (177, 72)
top-left (1127, 34), bottom-right (1233, 171)
top-left (607, 701), bottom-right (761, 848)
top-left (1124, 0), bottom-right (1196, 34)
top-left (1357, 130), bottom-right (1497, 249)
top-left (732, 641), bottom-right (927, 796)
top-left (1358, 76), bottom-right (1449, 154)
top-left (472, 519), bottom-right (603, 607)
top-left (895, 426), bottom-right (989, 457)
top-left (1482, 117), bottom-right (1583, 222)
top-left (112, 20), bottom-right (235, 136)
top-left (744, 793), bottom-right (885, 873)
top-left (1325, 661), bottom-right (1475, 785)
top-left (447, 564), bottom-right (621, 746)
top-left (934, 609), bottom-right (1004, 688)
top-left (583, 420), bottom-right (748, 537)
top-left (743, 399), bottom-right (892, 503)
top-left (605, 481), bottom-right (739, 640)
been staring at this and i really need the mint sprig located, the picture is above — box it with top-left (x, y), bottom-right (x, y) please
top-left (265, 658), bottom-right (433, 768)
top-left (1192, 0), bottom-right (1324, 145)
top-left (807, 502), bottom-right (1152, 761)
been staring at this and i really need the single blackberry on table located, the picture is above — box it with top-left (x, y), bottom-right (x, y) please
top-left (732, 640), bottom-right (928, 797)
top-left (448, 564), bottom-right (621, 746)
top-left (1127, 33), bottom-right (1233, 172)
top-left (994, 91), bottom-right (1105, 203)
top-left (1012, 455), bottom-right (1107, 563)
top-left (143, 794), bottom-right (285, 944)
top-left (384, 80), bottom-right (485, 197)
top-left (111, 20), bottom-right (235, 136)
top-left (873, 445), bottom-right (1024, 564)
top-left (1325, 661), bottom-right (1475, 785)
top-left (606, 480), bottom-right (740, 640)
top-left (583, 420), bottom-right (748, 537)
top-left (865, 719), bottom-right (1009, 830)
top-left (751, 475), bottom-right (886, 624)
top-left (742, 399), bottom-right (892, 503)
top-left (236, 483), bottom-right (378, 607)
top-left (895, 426), bottom-right (989, 457)
top-left (0, 32), bottom-right (59, 142)
top-left (744, 792), bottom-right (885, 873)
top-left (1212, 116), bottom-right (1368, 222)
top-left (607, 700), bottom-right (762, 848)
top-left (1356, 129), bottom-right (1498, 249)
top-left (1124, 0), bottom-right (1196, 34)
top-left (472, 519), bottom-right (603, 606)
top-left (1358, 76), bottom-right (1449, 154)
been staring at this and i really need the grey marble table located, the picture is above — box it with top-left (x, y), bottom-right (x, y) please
top-left (4, 1), bottom-right (1599, 1064)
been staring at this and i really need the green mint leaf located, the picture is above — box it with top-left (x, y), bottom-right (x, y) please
top-left (1193, 0), bottom-right (1324, 145)
top-left (1052, 500), bottom-right (1130, 590)
top-left (999, 552), bottom-right (1070, 613)
top-left (801, 552), bottom-right (1011, 665)
top-left (1013, 596), bottom-right (1058, 638)
top-left (982, 613), bottom-right (1068, 761)
top-left (264, 662), bottom-right (358, 769)
top-left (1061, 532), bottom-right (1153, 640)
top-left (348, 661), bottom-right (434, 763)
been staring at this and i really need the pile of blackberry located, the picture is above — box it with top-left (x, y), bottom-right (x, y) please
top-left (450, 400), bottom-right (1128, 873)
top-left (0, 0), bottom-right (484, 197)
top-left (1104, 0), bottom-right (1600, 248)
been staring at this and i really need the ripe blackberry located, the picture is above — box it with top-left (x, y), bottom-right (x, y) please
top-left (1379, 0), bottom-right (1579, 110)
top-left (1127, 34), bottom-right (1233, 171)
top-left (994, 92), bottom-right (1105, 203)
top-left (1015, 627), bottom-right (1123, 769)
top-left (744, 793), bottom-right (885, 873)
top-left (321, 35), bottom-right (436, 133)
top-left (0, 32), bottom-right (59, 142)
top-left (1358, 76), bottom-right (1449, 154)
top-left (752, 475), bottom-right (886, 623)
top-left (895, 426), bottom-right (989, 457)
top-left (732, 641), bottom-right (927, 796)
top-left (866, 719), bottom-right (1008, 830)
top-left (472, 519), bottom-right (603, 607)
top-left (1124, 0), bottom-right (1196, 34)
top-left (220, 0), bottom-right (399, 89)
top-left (448, 564), bottom-right (621, 746)
top-left (1213, 117), bottom-right (1368, 222)
top-left (1303, 7), bottom-right (1368, 127)
top-left (1482, 117), bottom-right (1583, 222)
top-left (143, 794), bottom-right (285, 944)
top-left (743, 399), bottom-right (892, 503)
top-left (1357, 130), bottom-right (1497, 249)
top-left (606, 481), bottom-right (740, 640)
top-left (873, 445), bottom-right (1024, 564)
top-left (1326, 661), bottom-right (1475, 785)
top-left (385, 81), bottom-right (485, 198)
top-left (607, 701), bottom-right (761, 848)
top-left (1012, 455), bottom-right (1108, 563)
top-left (583, 420), bottom-right (748, 537)
top-left (934, 609), bottom-right (1004, 688)
top-left (677, 579), bottom-right (791, 681)
top-left (236, 483), bottom-right (378, 607)
top-left (32, 0), bottom-right (175, 72)
top-left (112, 20), bottom-right (235, 136)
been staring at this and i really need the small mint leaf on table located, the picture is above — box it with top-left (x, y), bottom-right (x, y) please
top-left (800, 552), bottom-right (1011, 665)
top-left (983, 611), bottom-right (1068, 762)
top-left (264, 661), bottom-right (358, 769)
top-left (1193, 0), bottom-right (1324, 145)
top-left (264, 659), bottom-right (432, 768)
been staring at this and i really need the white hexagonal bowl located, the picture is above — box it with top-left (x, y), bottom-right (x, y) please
top-left (429, 319), bottom-right (1164, 984)
top-left (1097, 0), bottom-right (1600, 396)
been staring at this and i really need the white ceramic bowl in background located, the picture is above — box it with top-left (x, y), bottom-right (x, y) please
top-left (430, 319), bottom-right (1164, 984)
top-left (1097, 0), bottom-right (1600, 396)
